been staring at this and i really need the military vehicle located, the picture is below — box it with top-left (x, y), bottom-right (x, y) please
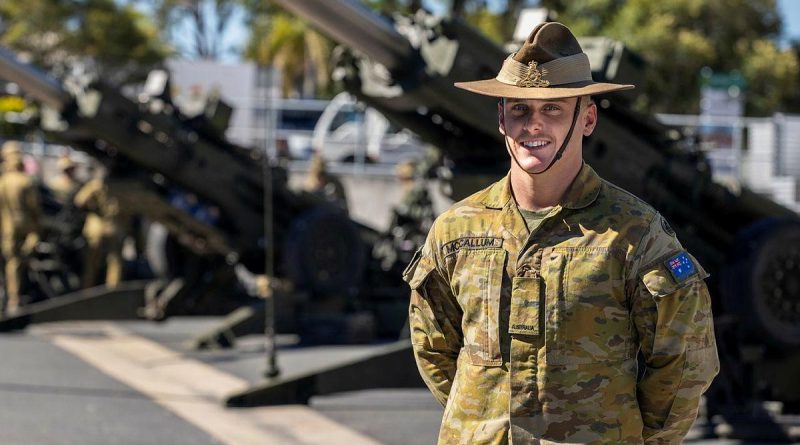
top-left (268, 0), bottom-right (800, 437)
top-left (0, 46), bottom-right (411, 344)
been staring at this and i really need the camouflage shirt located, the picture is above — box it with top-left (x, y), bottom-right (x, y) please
top-left (0, 170), bottom-right (41, 239)
top-left (404, 163), bottom-right (719, 444)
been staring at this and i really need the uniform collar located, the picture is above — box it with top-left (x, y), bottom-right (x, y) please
top-left (475, 161), bottom-right (602, 210)
top-left (560, 162), bottom-right (602, 209)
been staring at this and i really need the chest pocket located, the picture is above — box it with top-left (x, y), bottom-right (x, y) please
top-left (448, 248), bottom-right (506, 367)
top-left (542, 246), bottom-right (632, 365)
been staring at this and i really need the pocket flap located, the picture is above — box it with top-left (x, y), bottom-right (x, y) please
top-left (403, 247), bottom-right (436, 290)
top-left (641, 251), bottom-right (708, 298)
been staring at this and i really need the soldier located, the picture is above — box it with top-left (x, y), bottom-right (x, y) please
top-left (48, 154), bottom-right (81, 207)
top-left (304, 153), bottom-right (348, 212)
top-left (403, 22), bottom-right (719, 444)
top-left (73, 166), bottom-right (125, 288)
top-left (393, 160), bottom-right (434, 232)
top-left (388, 160), bottom-right (435, 263)
top-left (0, 141), bottom-right (41, 316)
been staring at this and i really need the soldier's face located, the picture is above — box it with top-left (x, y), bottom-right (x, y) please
top-left (498, 97), bottom-right (596, 175)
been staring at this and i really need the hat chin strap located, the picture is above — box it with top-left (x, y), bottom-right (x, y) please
top-left (503, 97), bottom-right (582, 175)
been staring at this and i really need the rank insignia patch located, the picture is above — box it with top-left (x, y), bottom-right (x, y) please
top-left (664, 251), bottom-right (696, 282)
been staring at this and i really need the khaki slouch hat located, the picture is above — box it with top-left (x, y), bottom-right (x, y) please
top-left (455, 22), bottom-right (633, 99)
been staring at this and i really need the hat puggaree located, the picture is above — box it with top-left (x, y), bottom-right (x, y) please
top-left (455, 22), bottom-right (633, 99)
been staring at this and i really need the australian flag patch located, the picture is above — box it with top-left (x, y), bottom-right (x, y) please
top-left (664, 251), bottom-right (697, 282)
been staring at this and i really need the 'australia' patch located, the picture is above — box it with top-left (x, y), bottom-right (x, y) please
top-left (664, 251), bottom-right (697, 282)
top-left (443, 237), bottom-right (503, 255)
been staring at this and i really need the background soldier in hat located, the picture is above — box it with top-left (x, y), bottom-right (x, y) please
top-left (0, 141), bottom-right (41, 316)
top-left (393, 160), bottom-right (435, 234)
top-left (48, 154), bottom-right (82, 207)
top-left (376, 160), bottom-right (436, 270)
top-left (73, 165), bottom-right (126, 289)
top-left (304, 152), bottom-right (348, 212)
top-left (404, 22), bottom-right (719, 444)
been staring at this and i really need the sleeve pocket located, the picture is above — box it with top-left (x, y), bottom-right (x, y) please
top-left (403, 247), bottom-right (436, 290)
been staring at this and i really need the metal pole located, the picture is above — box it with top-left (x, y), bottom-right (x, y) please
top-left (262, 66), bottom-right (280, 378)
top-left (355, 104), bottom-right (366, 174)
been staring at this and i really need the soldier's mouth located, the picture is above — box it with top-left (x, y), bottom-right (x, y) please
top-left (519, 139), bottom-right (551, 150)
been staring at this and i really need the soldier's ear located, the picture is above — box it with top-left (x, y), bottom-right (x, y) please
top-left (582, 100), bottom-right (597, 136)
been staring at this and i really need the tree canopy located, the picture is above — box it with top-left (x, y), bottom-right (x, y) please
top-left (241, 0), bottom-right (798, 114)
top-left (0, 0), bottom-right (168, 84)
top-left (241, 0), bottom-right (498, 98)
top-left (243, 7), bottom-right (334, 98)
top-left (538, 0), bottom-right (799, 115)
top-left (147, 0), bottom-right (243, 60)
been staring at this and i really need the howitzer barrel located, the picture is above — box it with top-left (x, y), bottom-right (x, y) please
top-left (0, 46), bottom-right (70, 111)
top-left (274, 0), bottom-right (506, 164)
top-left (270, 0), bottom-right (413, 72)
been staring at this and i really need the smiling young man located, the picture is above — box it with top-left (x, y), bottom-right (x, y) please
top-left (403, 22), bottom-right (719, 444)
top-left (500, 96), bottom-right (593, 210)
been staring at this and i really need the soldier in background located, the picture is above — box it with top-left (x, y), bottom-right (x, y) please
top-left (48, 155), bottom-right (82, 207)
top-left (304, 153), bottom-right (348, 212)
top-left (47, 154), bottom-right (87, 284)
top-left (393, 160), bottom-right (434, 234)
top-left (73, 165), bottom-right (126, 289)
top-left (0, 141), bottom-right (41, 316)
top-left (374, 160), bottom-right (436, 271)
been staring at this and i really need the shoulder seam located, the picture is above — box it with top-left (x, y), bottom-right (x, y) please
top-left (601, 179), bottom-right (656, 213)
top-left (626, 210), bottom-right (659, 284)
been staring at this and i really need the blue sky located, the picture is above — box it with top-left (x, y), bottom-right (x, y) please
top-left (778, 0), bottom-right (800, 44)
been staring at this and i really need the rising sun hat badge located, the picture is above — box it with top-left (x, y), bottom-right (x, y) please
top-left (516, 61), bottom-right (550, 88)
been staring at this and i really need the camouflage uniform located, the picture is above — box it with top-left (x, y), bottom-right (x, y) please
top-left (396, 184), bottom-right (434, 228)
top-left (74, 176), bottom-right (125, 288)
top-left (305, 155), bottom-right (348, 212)
top-left (48, 156), bottom-right (81, 207)
top-left (0, 143), bottom-right (41, 313)
top-left (394, 160), bottom-right (435, 230)
top-left (405, 163), bottom-right (719, 444)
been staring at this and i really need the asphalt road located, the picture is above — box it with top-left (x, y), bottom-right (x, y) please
top-left (0, 317), bottom-right (796, 445)
top-left (0, 318), bottom-right (441, 445)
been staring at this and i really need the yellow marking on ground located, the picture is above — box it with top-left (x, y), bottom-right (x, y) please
top-left (43, 323), bottom-right (383, 445)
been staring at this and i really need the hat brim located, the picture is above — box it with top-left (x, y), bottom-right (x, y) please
top-left (454, 78), bottom-right (634, 99)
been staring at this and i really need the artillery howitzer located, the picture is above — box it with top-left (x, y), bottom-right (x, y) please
top-left (274, 0), bottom-right (800, 436)
top-left (0, 46), bottom-right (412, 345)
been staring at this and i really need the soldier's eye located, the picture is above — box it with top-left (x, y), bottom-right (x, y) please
top-left (542, 104), bottom-right (561, 112)
top-left (510, 104), bottom-right (528, 115)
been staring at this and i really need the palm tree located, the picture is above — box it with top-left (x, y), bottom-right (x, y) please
top-left (245, 12), bottom-right (333, 98)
